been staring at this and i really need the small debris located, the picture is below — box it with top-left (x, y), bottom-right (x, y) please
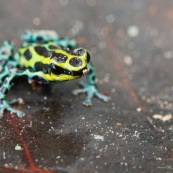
top-left (127, 25), bottom-right (139, 37)
top-left (94, 135), bottom-right (104, 141)
top-left (164, 51), bottom-right (173, 59)
top-left (43, 96), bottom-right (47, 100)
top-left (162, 114), bottom-right (172, 122)
top-left (18, 98), bottom-right (24, 104)
top-left (32, 17), bottom-right (41, 26)
top-left (156, 157), bottom-right (162, 160)
top-left (43, 107), bottom-right (50, 111)
top-left (116, 122), bottom-right (122, 126)
top-left (106, 14), bottom-right (115, 23)
top-left (3, 152), bottom-right (6, 159)
top-left (153, 114), bottom-right (172, 122)
top-left (124, 56), bottom-right (133, 66)
top-left (153, 114), bottom-right (163, 120)
top-left (136, 107), bottom-right (142, 112)
top-left (15, 144), bottom-right (23, 151)
top-left (103, 73), bottom-right (111, 83)
top-left (133, 131), bottom-right (140, 138)
top-left (112, 102), bottom-right (116, 109)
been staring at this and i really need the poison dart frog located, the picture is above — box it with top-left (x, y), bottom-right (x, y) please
top-left (0, 30), bottom-right (110, 118)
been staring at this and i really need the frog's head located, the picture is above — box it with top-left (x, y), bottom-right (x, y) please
top-left (50, 48), bottom-right (90, 81)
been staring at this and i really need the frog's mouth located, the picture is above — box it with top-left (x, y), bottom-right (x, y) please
top-left (51, 64), bottom-right (89, 77)
top-left (71, 66), bottom-right (89, 76)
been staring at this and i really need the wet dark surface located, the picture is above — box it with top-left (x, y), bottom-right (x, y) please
top-left (0, 0), bottom-right (173, 173)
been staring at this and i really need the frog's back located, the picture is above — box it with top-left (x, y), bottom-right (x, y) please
top-left (18, 42), bottom-right (60, 69)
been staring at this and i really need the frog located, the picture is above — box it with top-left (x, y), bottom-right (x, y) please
top-left (0, 30), bottom-right (110, 118)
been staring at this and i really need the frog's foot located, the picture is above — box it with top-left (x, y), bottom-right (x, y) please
top-left (0, 100), bottom-right (25, 118)
top-left (72, 81), bottom-right (110, 106)
top-left (8, 99), bottom-right (19, 105)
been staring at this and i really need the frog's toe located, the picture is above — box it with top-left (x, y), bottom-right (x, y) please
top-left (73, 83), bottom-right (110, 106)
top-left (82, 99), bottom-right (92, 106)
top-left (7, 107), bottom-right (25, 118)
top-left (0, 110), bottom-right (4, 118)
top-left (9, 99), bottom-right (19, 105)
top-left (16, 111), bottom-right (25, 118)
top-left (72, 88), bottom-right (87, 95)
top-left (0, 100), bottom-right (25, 118)
top-left (95, 92), bottom-right (111, 102)
top-left (9, 98), bottom-right (24, 105)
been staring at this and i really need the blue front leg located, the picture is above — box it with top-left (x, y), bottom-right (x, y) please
top-left (73, 62), bottom-right (110, 106)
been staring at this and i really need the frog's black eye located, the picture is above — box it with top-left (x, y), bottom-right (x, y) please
top-left (69, 58), bottom-right (83, 67)
top-left (74, 48), bottom-right (85, 56)
top-left (51, 64), bottom-right (72, 75)
top-left (53, 53), bottom-right (68, 63)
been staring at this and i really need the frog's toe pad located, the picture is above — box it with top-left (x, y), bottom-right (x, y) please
top-left (9, 109), bottom-right (25, 118)
top-left (16, 111), bottom-right (25, 118)
top-left (9, 98), bottom-right (24, 105)
top-left (95, 92), bottom-right (111, 102)
top-left (6, 106), bottom-right (25, 118)
top-left (82, 99), bottom-right (92, 106)
top-left (0, 100), bottom-right (25, 118)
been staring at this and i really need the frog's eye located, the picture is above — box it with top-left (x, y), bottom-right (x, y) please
top-left (74, 48), bottom-right (85, 56)
top-left (53, 53), bottom-right (68, 63)
top-left (69, 58), bottom-right (83, 67)
top-left (51, 64), bottom-right (72, 75)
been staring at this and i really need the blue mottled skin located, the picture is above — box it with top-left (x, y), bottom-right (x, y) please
top-left (0, 30), bottom-right (110, 118)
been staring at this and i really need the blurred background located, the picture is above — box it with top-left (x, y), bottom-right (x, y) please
top-left (1, 0), bottom-right (173, 173)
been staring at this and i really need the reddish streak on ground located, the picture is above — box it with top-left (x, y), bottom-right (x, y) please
top-left (0, 166), bottom-right (32, 173)
top-left (10, 115), bottom-right (56, 173)
top-left (104, 32), bottom-right (145, 112)
top-left (104, 28), bottom-right (173, 158)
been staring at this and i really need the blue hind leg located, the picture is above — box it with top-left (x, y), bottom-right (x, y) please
top-left (0, 69), bottom-right (47, 118)
top-left (0, 41), bottom-right (18, 84)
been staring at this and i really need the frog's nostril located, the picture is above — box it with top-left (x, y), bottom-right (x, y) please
top-left (69, 58), bottom-right (83, 67)
top-left (74, 48), bottom-right (85, 56)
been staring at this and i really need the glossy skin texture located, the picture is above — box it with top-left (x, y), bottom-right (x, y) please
top-left (18, 43), bottom-right (89, 81)
top-left (0, 30), bottom-right (110, 118)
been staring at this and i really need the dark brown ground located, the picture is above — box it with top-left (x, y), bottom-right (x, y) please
top-left (0, 0), bottom-right (173, 173)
